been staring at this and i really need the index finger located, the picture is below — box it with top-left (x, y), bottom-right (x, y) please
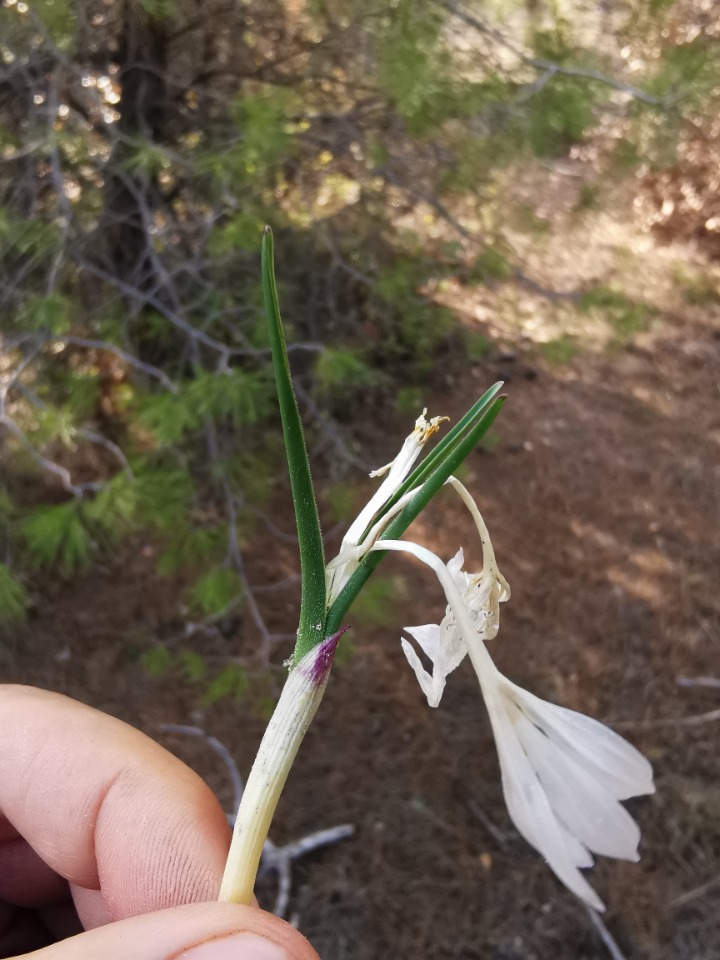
top-left (0, 686), bottom-right (231, 922)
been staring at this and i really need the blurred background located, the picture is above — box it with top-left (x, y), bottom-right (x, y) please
top-left (1, 0), bottom-right (719, 956)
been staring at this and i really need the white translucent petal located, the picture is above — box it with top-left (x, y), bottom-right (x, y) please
top-left (509, 683), bottom-right (655, 800)
top-left (513, 710), bottom-right (641, 861)
top-left (404, 623), bottom-right (442, 661)
top-left (556, 819), bottom-right (595, 869)
top-left (485, 691), bottom-right (605, 911)
top-left (447, 548), bottom-right (465, 579)
top-left (400, 638), bottom-right (444, 707)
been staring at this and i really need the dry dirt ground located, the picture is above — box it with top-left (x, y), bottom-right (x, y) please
top-left (4, 289), bottom-right (720, 959)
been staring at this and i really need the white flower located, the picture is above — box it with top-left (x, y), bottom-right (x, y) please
top-left (401, 547), bottom-right (508, 707)
top-left (326, 410), bottom-right (447, 604)
top-left (401, 478), bottom-right (510, 707)
top-left (482, 671), bottom-right (654, 912)
top-left (372, 508), bottom-right (654, 910)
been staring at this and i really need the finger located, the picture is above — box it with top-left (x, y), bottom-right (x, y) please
top-left (16, 901), bottom-right (320, 960)
top-left (0, 686), bottom-right (231, 924)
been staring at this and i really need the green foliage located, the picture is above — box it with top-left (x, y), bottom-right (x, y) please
top-left (141, 645), bottom-right (174, 676)
top-left (136, 0), bottom-right (176, 22)
top-left (82, 475), bottom-right (138, 541)
top-left (121, 141), bottom-right (173, 180)
top-left (0, 563), bottom-right (28, 625)
top-left (228, 88), bottom-right (299, 176)
top-left (349, 574), bottom-right (397, 626)
top-left (314, 348), bottom-right (380, 398)
top-left (647, 38), bottom-right (719, 104)
top-left (610, 139), bottom-right (642, 171)
top-left (209, 213), bottom-right (266, 255)
top-left (34, 0), bottom-right (74, 49)
top-left (514, 204), bottom-right (551, 235)
top-left (531, 28), bottom-right (575, 64)
top-left (21, 502), bottom-right (91, 577)
top-left (16, 293), bottom-right (72, 334)
top-left (140, 645), bottom-right (207, 682)
top-left (0, 213), bottom-right (59, 265)
top-left (27, 406), bottom-right (77, 449)
top-left (376, 1), bottom-right (450, 134)
top-left (177, 648), bottom-right (207, 682)
top-left (157, 525), bottom-right (225, 575)
top-left (526, 77), bottom-right (596, 157)
top-left (374, 259), bottom-right (455, 374)
top-left (322, 483), bottom-right (356, 524)
top-left (579, 287), bottom-right (654, 340)
top-left (188, 567), bottom-right (243, 617)
top-left (201, 663), bottom-right (249, 706)
top-left (574, 182), bottom-right (601, 212)
top-left (468, 247), bottom-right (513, 285)
top-left (138, 370), bottom-right (271, 445)
top-left (133, 468), bottom-right (193, 532)
top-left (672, 266), bottom-right (720, 307)
top-left (464, 331), bottom-right (493, 361)
top-left (539, 335), bottom-right (579, 365)
top-left (395, 386), bottom-right (425, 416)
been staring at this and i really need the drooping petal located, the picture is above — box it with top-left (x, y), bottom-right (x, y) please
top-left (401, 638), bottom-right (445, 707)
top-left (404, 623), bottom-right (442, 661)
top-left (402, 620), bottom-right (467, 708)
top-left (506, 681), bottom-right (655, 801)
top-left (512, 707), bottom-right (641, 861)
top-left (484, 687), bottom-right (606, 911)
top-left (447, 548), bottom-right (466, 580)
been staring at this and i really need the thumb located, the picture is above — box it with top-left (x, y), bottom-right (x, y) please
top-left (19, 902), bottom-right (320, 960)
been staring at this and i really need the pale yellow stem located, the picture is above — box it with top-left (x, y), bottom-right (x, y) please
top-left (219, 639), bottom-right (336, 903)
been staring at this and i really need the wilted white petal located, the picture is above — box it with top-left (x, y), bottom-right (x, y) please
top-left (345, 409), bottom-right (446, 546)
top-left (506, 682), bottom-right (655, 800)
top-left (401, 638), bottom-right (445, 707)
top-left (485, 688), bottom-right (606, 912)
top-left (447, 548), bottom-right (465, 579)
top-left (512, 707), bottom-right (641, 861)
top-left (326, 412), bottom-right (447, 604)
top-left (404, 623), bottom-right (442, 661)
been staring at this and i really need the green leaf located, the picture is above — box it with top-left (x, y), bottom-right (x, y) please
top-left (314, 348), bottom-right (380, 398)
top-left (262, 228), bottom-right (326, 661)
top-left (83, 474), bottom-right (138, 540)
top-left (201, 663), bottom-right (249, 706)
top-left (17, 293), bottom-right (72, 335)
top-left (189, 567), bottom-right (243, 617)
top-left (178, 649), bottom-right (207, 682)
top-left (157, 525), bottom-right (225, 576)
top-left (20, 502), bottom-right (91, 576)
top-left (0, 563), bottom-right (28, 625)
top-left (141, 646), bottom-right (174, 677)
top-left (136, 0), bottom-right (176, 20)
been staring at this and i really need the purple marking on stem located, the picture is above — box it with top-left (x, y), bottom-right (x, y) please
top-left (306, 626), bottom-right (350, 687)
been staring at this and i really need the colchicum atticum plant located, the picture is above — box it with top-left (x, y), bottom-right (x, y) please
top-left (219, 229), bottom-right (654, 916)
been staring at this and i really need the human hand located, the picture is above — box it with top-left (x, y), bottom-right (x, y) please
top-left (0, 685), bottom-right (320, 960)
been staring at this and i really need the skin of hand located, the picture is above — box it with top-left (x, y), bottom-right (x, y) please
top-left (0, 685), bottom-right (321, 960)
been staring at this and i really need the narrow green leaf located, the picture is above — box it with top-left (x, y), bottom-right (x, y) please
top-left (324, 395), bottom-right (505, 633)
top-left (262, 228), bottom-right (326, 660)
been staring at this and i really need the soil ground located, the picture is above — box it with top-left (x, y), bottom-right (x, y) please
top-left (3, 172), bottom-right (720, 960)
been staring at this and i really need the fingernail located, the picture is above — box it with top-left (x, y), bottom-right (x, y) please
top-left (181, 932), bottom-right (289, 959)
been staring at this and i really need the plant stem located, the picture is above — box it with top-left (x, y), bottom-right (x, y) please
top-left (219, 629), bottom-right (345, 903)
